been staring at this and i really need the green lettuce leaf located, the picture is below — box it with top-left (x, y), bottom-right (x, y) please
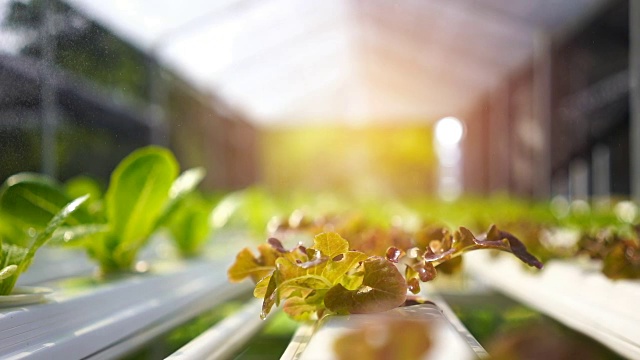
top-left (0, 195), bottom-right (88, 295)
top-left (49, 224), bottom-right (109, 246)
top-left (0, 173), bottom-right (90, 228)
top-left (164, 192), bottom-right (212, 258)
top-left (105, 146), bottom-right (178, 248)
top-left (155, 167), bottom-right (206, 229)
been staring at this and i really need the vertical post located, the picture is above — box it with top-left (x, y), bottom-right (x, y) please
top-left (631, 0), bottom-right (640, 202)
top-left (147, 60), bottom-right (169, 146)
top-left (551, 173), bottom-right (569, 198)
top-left (40, 0), bottom-right (58, 177)
top-left (533, 32), bottom-right (552, 199)
top-left (569, 159), bottom-right (589, 201)
top-left (592, 145), bottom-right (610, 204)
top-left (488, 85), bottom-right (509, 193)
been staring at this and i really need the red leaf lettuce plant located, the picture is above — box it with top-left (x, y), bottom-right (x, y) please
top-left (229, 225), bottom-right (542, 320)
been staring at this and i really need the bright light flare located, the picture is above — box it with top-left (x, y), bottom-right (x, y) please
top-left (435, 117), bottom-right (464, 147)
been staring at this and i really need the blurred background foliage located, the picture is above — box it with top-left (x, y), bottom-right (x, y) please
top-left (261, 125), bottom-right (435, 196)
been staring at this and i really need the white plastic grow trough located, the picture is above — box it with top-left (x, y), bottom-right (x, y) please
top-left (17, 234), bottom-right (175, 287)
top-left (16, 248), bottom-right (95, 286)
top-left (280, 301), bottom-right (486, 360)
top-left (166, 285), bottom-right (487, 360)
top-left (464, 251), bottom-right (640, 359)
top-left (0, 256), bottom-right (251, 360)
top-left (166, 299), bottom-right (266, 360)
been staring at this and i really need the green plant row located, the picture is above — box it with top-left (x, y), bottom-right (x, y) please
top-left (219, 191), bottom-right (639, 321)
top-left (0, 146), bottom-right (217, 294)
top-left (217, 190), bottom-right (640, 281)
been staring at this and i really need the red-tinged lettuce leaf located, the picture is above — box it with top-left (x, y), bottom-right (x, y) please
top-left (386, 247), bottom-right (403, 263)
top-left (323, 251), bottom-right (368, 283)
top-left (283, 290), bottom-right (327, 321)
top-left (602, 241), bottom-right (640, 279)
top-left (260, 269), bottom-right (280, 319)
top-left (414, 261), bottom-right (437, 282)
top-left (255, 232), bottom-right (376, 320)
top-left (282, 297), bottom-right (318, 321)
top-left (436, 256), bottom-right (462, 275)
top-left (227, 239), bottom-right (311, 284)
top-left (338, 268), bottom-right (364, 290)
top-left (386, 225), bottom-right (543, 294)
top-left (267, 237), bottom-right (287, 253)
top-left (254, 274), bottom-right (271, 298)
top-left (413, 226), bottom-right (543, 269)
top-left (466, 226), bottom-right (544, 269)
top-left (276, 255), bottom-right (329, 280)
top-left (407, 277), bottom-right (421, 294)
top-left (324, 257), bottom-right (407, 314)
top-left (228, 246), bottom-right (279, 283)
top-left (276, 259), bottom-right (331, 301)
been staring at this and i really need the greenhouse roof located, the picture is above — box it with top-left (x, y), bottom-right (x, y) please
top-left (63, 0), bottom-right (607, 126)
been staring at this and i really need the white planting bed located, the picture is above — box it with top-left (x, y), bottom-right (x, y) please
top-left (465, 251), bottom-right (640, 359)
top-left (280, 302), bottom-right (485, 360)
top-left (166, 299), bottom-right (266, 360)
top-left (0, 257), bottom-right (250, 360)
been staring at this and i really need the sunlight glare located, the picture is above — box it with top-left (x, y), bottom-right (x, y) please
top-left (435, 117), bottom-right (464, 147)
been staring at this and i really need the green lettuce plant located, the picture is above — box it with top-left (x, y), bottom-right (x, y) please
top-left (0, 171), bottom-right (93, 249)
top-left (58, 146), bottom-right (204, 274)
top-left (87, 146), bottom-right (179, 273)
top-left (211, 187), bottom-right (280, 236)
top-left (164, 192), bottom-right (213, 258)
top-left (0, 175), bottom-right (88, 295)
top-left (0, 146), bottom-right (206, 276)
top-left (64, 175), bottom-right (105, 220)
top-left (56, 147), bottom-right (205, 274)
top-left (0, 173), bottom-right (92, 229)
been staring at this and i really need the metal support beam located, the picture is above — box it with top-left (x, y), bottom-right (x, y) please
top-left (569, 159), bottom-right (589, 201)
top-left (631, 0), bottom-right (640, 202)
top-left (533, 32), bottom-right (552, 199)
top-left (592, 144), bottom-right (610, 204)
top-left (488, 84), bottom-right (510, 193)
top-left (147, 61), bottom-right (169, 146)
top-left (40, 1), bottom-right (59, 177)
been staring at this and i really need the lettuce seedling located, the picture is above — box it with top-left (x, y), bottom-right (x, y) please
top-left (0, 212), bottom-right (30, 248)
top-left (64, 175), bottom-right (105, 220)
top-left (230, 225), bottom-right (543, 321)
top-left (212, 187), bottom-right (280, 235)
top-left (56, 147), bottom-right (205, 274)
top-left (0, 172), bottom-right (94, 249)
top-left (164, 192), bottom-right (213, 258)
top-left (229, 232), bottom-right (407, 321)
top-left (0, 173), bottom-right (92, 229)
top-left (79, 146), bottom-right (179, 274)
top-left (0, 195), bottom-right (88, 295)
top-left (0, 172), bottom-right (92, 294)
